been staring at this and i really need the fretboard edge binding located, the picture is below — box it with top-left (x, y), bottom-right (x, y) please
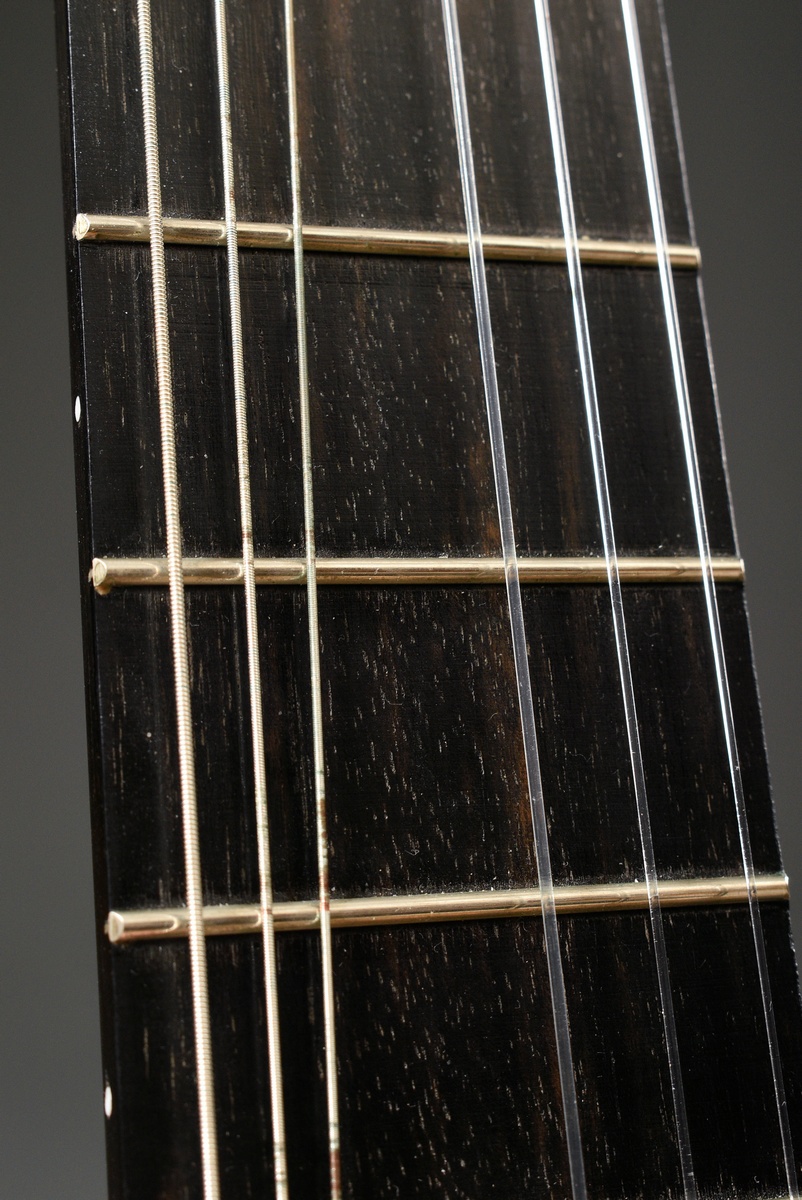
top-left (107, 873), bottom-right (788, 944)
top-left (91, 555), bottom-right (744, 592)
top-left (74, 213), bottom-right (700, 269)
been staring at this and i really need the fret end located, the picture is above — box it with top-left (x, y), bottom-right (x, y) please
top-left (90, 558), bottom-right (110, 594)
top-left (106, 912), bottom-right (125, 943)
top-left (73, 213), bottom-right (92, 241)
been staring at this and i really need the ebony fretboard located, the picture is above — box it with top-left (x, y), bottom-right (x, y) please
top-left (57, 1), bottom-right (802, 1197)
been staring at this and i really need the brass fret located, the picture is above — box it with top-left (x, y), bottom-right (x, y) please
top-left (91, 554), bottom-right (744, 593)
top-left (107, 873), bottom-right (788, 943)
top-left (74, 212), bottom-right (700, 269)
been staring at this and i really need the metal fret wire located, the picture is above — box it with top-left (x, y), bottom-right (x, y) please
top-left (135, 3), bottom-right (220, 1198)
top-left (621, 4), bottom-right (799, 1193)
top-left (532, 4), bottom-right (696, 1196)
top-left (212, 3), bottom-right (290, 1195)
top-left (284, 1), bottom-right (342, 1194)
top-left (440, 3), bottom-right (587, 1196)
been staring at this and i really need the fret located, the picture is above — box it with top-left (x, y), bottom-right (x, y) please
top-left (74, 212), bottom-right (701, 268)
top-left (90, 554), bottom-right (744, 591)
top-left (107, 874), bottom-right (790, 943)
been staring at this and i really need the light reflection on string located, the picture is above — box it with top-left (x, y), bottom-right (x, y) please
top-left (211, 1), bottom-right (290, 1195)
top-left (440, 2), bottom-right (588, 1196)
top-left (283, 1), bottom-right (343, 1195)
top-left (620, 2), bottom-right (799, 1194)
top-left (530, 3), bottom-right (697, 1197)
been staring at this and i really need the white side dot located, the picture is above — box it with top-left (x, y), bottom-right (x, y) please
top-left (104, 1085), bottom-right (113, 1119)
top-left (74, 396), bottom-right (82, 424)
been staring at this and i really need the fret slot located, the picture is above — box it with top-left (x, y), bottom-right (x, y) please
top-left (91, 554), bottom-right (744, 593)
top-left (74, 213), bottom-right (700, 269)
top-left (106, 874), bottom-right (788, 943)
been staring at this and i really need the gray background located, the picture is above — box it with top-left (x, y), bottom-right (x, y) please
top-left (0, 2), bottom-right (799, 1196)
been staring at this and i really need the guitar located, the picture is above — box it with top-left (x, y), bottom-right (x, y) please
top-left (7, 2), bottom-right (797, 1200)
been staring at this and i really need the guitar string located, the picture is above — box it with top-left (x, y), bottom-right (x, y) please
top-left (440, 3), bottom-right (587, 1196)
top-left (211, 2), bottom-right (290, 1195)
top-left (283, 1), bottom-right (343, 1195)
top-left (135, 3), bottom-right (221, 1198)
top-left (531, 4), bottom-right (697, 1196)
top-left (619, 3), bottom-right (800, 1195)
top-left (133, 8), bottom-right (791, 1197)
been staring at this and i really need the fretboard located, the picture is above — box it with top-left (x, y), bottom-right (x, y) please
top-left (57, 1), bottom-right (802, 1198)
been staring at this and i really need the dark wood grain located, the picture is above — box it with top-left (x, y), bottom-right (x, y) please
top-left (57, 0), bottom-right (802, 1197)
top-left (76, 246), bottom-right (735, 559)
top-left (104, 905), bottom-right (802, 1200)
top-left (66, 0), bottom-right (690, 238)
top-left (92, 582), bottom-right (780, 913)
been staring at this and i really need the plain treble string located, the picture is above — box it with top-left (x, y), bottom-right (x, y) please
top-left (440, 3), bottom-right (588, 1197)
top-left (531, 3), bottom-right (697, 1197)
top-left (135, 3), bottom-right (221, 1199)
top-left (620, 3), bottom-right (799, 1194)
top-left (283, 1), bottom-right (343, 1196)
top-left (211, 2), bottom-right (290, 1196)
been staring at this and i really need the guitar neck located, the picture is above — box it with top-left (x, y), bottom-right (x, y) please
top-left (56, 1), bottom-right (802, 1197)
